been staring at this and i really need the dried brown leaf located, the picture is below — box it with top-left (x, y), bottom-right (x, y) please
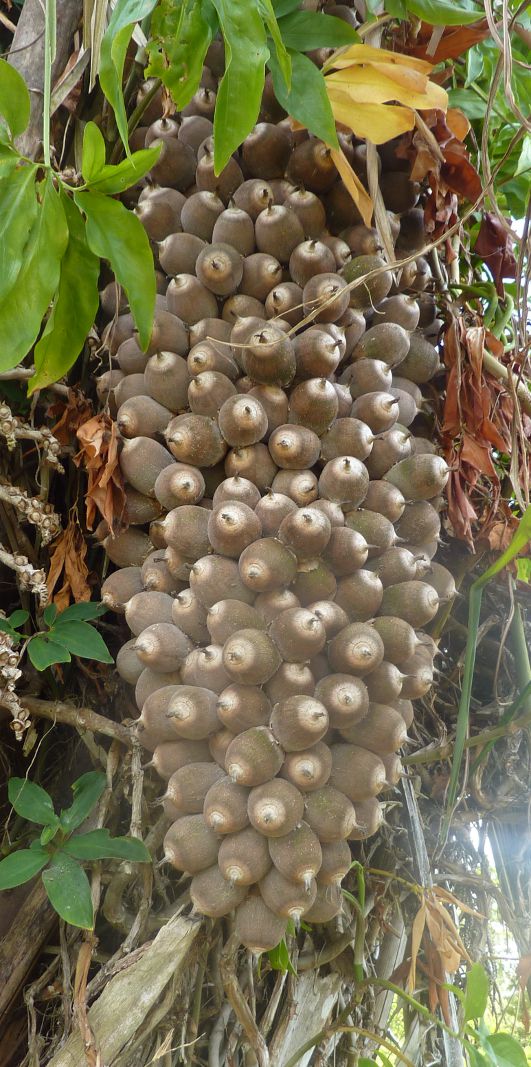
top-left (47, 521), bottom-right (91, 611)
top-left (75, 413), bottom-right (127, 533)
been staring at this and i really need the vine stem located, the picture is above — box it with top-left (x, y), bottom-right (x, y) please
top-left (43, 0), bottom-right (56, 167)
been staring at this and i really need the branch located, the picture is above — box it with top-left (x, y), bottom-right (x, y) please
top-left (0, 543), bottom-right (47, 601)
top-left (5, 695), bottom-right (133, 746)
top-left (220, 935), bottom-right (270, 1067)
top-left (0, 403), bottom-right (63, 470)
top-left (0, 483), bottom-right (61, 545)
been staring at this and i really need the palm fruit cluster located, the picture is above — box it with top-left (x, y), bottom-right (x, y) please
top-left (97, 48), bottom-right (456, 952)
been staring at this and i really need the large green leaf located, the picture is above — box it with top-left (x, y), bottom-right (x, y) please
top-left (99, 0), bottom-right (159, 151)
top-left (272, 0), bottom-right (299, 14)
top-left (87, 145), bottom-right (162, 195)
top-left (269, 50), bottom-right (338, 148)
top-left (482, 1035), bottom-right (528, 1067)
top-left (463, 963), bottom-right (489, 1022)
top-left (74, 190), bottom-right (155, 351)
top-left (0, 145), bottom-right (19, 179)
top-left (405, 0), bottom-right (483, 25)
top-left (42, 852), bottom-right (94, 929)
top-left (58, 602), bottom-right (107, 622)
top-left (0, 165), bottom-right (38, 304)
top-left (27, 636), bottom-right (71, 671)
top-left (8, 778), bottom-right (58, 826)
top-left (0, 59), bottom-right (31, 137)
top-left (63, 828), bottom-right (151, 862)
top-left (51, 619), bottom-right (113, 663)
top-left (0, 174), bottom-right (68, 373)
top-left (59, 772), bottom-right (107, 833)
top-left (259, 0), bottom-right (291, 89)
top-left (0, 848), bottom-right (49, 890)
top-left (277, 10), bottom-right (359, 50)
top-left (81, 121), bottom-right (106, 182)
top-left (146, 0), bottom-right (216, 110)
top-left (30, 194), bottom-right (99, 394)
top-left (210, 0), bottom-right (269, 173)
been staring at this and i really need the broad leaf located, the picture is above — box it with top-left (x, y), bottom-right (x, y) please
top-left (483, 1035), bottom-right (528, 1067)
top-left (515, 134), bottom-right (531, 177)
top-left (146, 0), bottom-right (216, 110)
top-left (8, 609), bottom-right (29, 628)
top-left (87, 144), bottom-right (163, 195)
top-left (0, 620), bottom-right (21, 640)
top-left (30, 194), bottom-right (99, 394)
top-left (272, 0), bottom-right (300, 14)
top-left (358, 1061), bottom-right (379, 1067)
top-left (0, 848), bottom-right (49, 890)
top-left (74, 190), bottom-right (155, 351)
top-left (81, 121), bottom-right (106, 182)
top-left (8, 777), bottom-right (58, 826)
top-left (43, 604), bottom-right (58, 627)
top-left (42, 852), bottom-right (94, 929)
top-left (210, 0), bottom-right (269, 173)
top-left (51, 620), bottom-right (113, 663)
top-left (0, 165), bottom-right (38, 304)
top-left (0, 59), bottom-right (31, 137)
top-left (405, 0), bottom-right (483, 25)
top-left (464, 962), bottom-right (489, 1021)
top-left (60, 771), bottom-right (107, 832)
top-left (447, 88), bottom-right (486, 121)
top-left (268, 937), bottom-right (297, 974)
top-left (58, 602), bottom-right (107, 622)
top-left (277, 10), bottom-right (359, 50)
top-left (0, 145), bottom-right (19, 179)
top-left (269, 49), bottom-right (338, 148)
top-left (63, 828), bottom-right (151, 862)
top-left (27, 636), bottom-right (71, 671)
top-left (99, 0), bottom-right (159, 151)
top-left (259, 0), bottom-right (291, 89)
top-left (0, 173), bottom-right (68, 373)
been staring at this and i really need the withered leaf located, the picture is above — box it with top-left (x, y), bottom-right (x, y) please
top-left (47, 521), bottom-right (91, 611)
top-left (75, 413), bottom-right (127, 534)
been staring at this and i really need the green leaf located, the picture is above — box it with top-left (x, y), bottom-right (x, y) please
top-left (272, 0), bottom-right (300, 13)
top-left (0, 58), bottom-right (31, 137)
top-left (463, 963), bottom-right (489, 1021)
top-left (405, 0), bottom-right (483, 25)
top-left (99, 0), bottom-right (159, 151)
top-left (384, 0), bottom-right (407, 16)
top-left (43, 604), bottom-right (58, 627)
top-left (0, 848), bottom-right (49, 890)
top-left (87, 144), bottom-right (163, 194)
top-left (8, 609), bottom-right (29, 628)
top-left (146, 0), bottom-right (216, 110)
top-left (0, 173), bottom-right (68, 374)
top-left (81, 121), bottom-right (106, 182)
top-left (358, 1060), bottom-right (379, 1067)
top-left (40, 823), bottom-right (60, 845)
top-left (0, 620), bottom-right (21, 640)
top-left (447, 88), bottom-right (486, 121)
top-left (259, 0), bottom-right (291, 89)
top-left (516, 557), bottom-right (531, 583)
top-left (42, 852), bottom-right (94, 929)
top-left (63, 828), bottom-right (151, 862)
top-left (210, 0), bottom-right (269, 173)
top-left (8, 777), bottom-right (58, 826)
top-left (0, 165), bottom-right (38, 304)
top-left (277, 10), bottom-right (359, 50)
top-left (269, 50), bottom-right (338, 148)
top-left (60, 771), bottom-right (106, 832)
top-left (267, 937), bottom-right (297, 975)
top-left (483, 1035), bottom-right (528, 1067)
top-left (51, 620), bottom-right (113, 663)
top-left (514, 134), bottom-right (531, 177)
top-left (465, 44), bottom-right (484, 86)
top-left (74, 190), bottom-right (155, 351)
top-left (27, 636), bottom-right (71, 671)
top-left (30, 194), bottom-right (99, 394)
top-left (58, 601), bottom-right (108, 622)
top-left (0, 144), bottom-right (19, 179)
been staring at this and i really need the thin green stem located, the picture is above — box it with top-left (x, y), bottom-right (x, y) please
top-left (43, 0), bottom-right (57, 168)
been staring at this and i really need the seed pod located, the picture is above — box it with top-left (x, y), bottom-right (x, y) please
top-left (235, 895), bottom-right (287, 952)
top-left (303, 273), bottom-right (350, 324)
top-left (278, 508), bottom-right (331, 559)
top-left (135, 667), bottom-right (183, 711)
top-left (187, 342), bottom-right (238, 383)
top-left (393, 698), bottom-right (415, 730)
top-left (379, 581), bottom-right (439, 627)
top-left (350, 392), bottom-right (399, 436)
top-left (323, 527), bottom-right (369, 576)
top-left (165, 413), bottom-right (227, 468)
top-left (352, 322), bottom-right (410, 369)
top-left (380, 752), bottom-right (403, 788)
top-left (364, 661), bottom-right (404, 704)
top-left (396, 332), bottom-right (440, 383)
top-left (178, 113), bottom-right (213, 151)
top-left (225, 443), bottom-right (278, 490)
top-left (188, 371), bottom-right (237, 418)
top-left (158, 232), bottom-right (205, 277)
top-left (321, 233), bottom-right (351, 270)
top-left (399, 654), bottom-right (434, 699)
top-left (255, 204), bottom-right (305, 263)
top-left (270, 695), bottom-right (328, 752)
top-left (239, 253), bottom-right (282, 304)
top-left (289, 240), bottom-right (336, 287)
top-left (112, 374), bottom-right (146, 412)
top-left (166, 761), bottom-right (225, 814)
top-left (318, 457), bottom-right (369, 507)
top-left (144, 352), bottom-right (191, 415)
top-left (342, 254), bottom-right (393, 311)
top-left (248, 384), bottom-right (289, 439)
top-left (204, 775), bottom-right (250, 833)
top-left (209, 727), bottom-right (236, 768)
top-left (161, 505), bottom-right (210, 561)
top-left (287, 138), bottom-right (336, 193)
top-left (164, 815), bottom-right (219, 875)
top-left (164, 547), bottom-right (194, 584)
top-left (217, 684), bottom-right (271, 734)
top-left (373, 294), bottom-right (420, 331)
top-left (341, 702), bottom-right (407, 754)
top-left (365, 428), bottom-right (412, 480)
top-left (190, 865), bottom-right (246, 917)
top-left (303, 883), bottom-right (343, 922)
top-left (119, 437), bottom-right (174, 498)
top-left (153, 465), bottom-right (204, 513)
top-left (166, 274), bottom-right (218, 326)
top-left (239, 537), bottom-right (297, 593)
top-left (347, 797), bottom-right (383, 840)
top-left (218, 826), bottom-right (272, 886)
top-left (369, 546), bottom-right (423, 588)
top-left (305, 786), bottom-right (357, 842)
top-left (260, 867), bottom-right (316, 922)
top-left (328, 623), bottom-right (385, 676)
top-left (344, 509), bottom-right (396, 556)
top-left (329, 743), bottom-right (386, 801)
top-left (362, 483), bottom-right (405, 526)
top-left (149, 136), bottom-right (196, 190)
top-left (102, 567), bottom-right (143, 613)
top-left (196, 151), bottom-right (244, 203)
top-left (125, 591), bottom-right (174, 637)
top-left (320, 418), bottom-right (374, 463)
top-left (207, 502), bottom-right (262, 559)
top-left (349, 359), bottom-right (393, 399)
top-left (269, 607), bottom-right (326, 663)
top-left (181, 645), bottom-right (231, 693)
top-left (158, 685), bottom-right (216, 740)
top-left (283, 187), bottom-right (326, 238)
top-left (226, 726), bottom-right (283, 786)
top-left (292, 558), bottom-right (337, 606)
top-left (271, 469), bottom-right (319, 507)
top-left (212, 206), bottom-right (255, 256)
top-left (334, 569), bottom-right (383, 622)
top-left (213, 476), bottom-right (261, 509)
top-left (315, 674), bottom-right (369, 730)
top-left (248, 779), bottom-right (304, 839)
top-left (268, 424), bottom-right (321, 471)
top-left (223, 628), bottom-right (281, 685)
top-left (306, 604), bottom-right (346, 643)
top-left (269, 821), bottom-right (322, 885)
top-left (152, 739), bottom-right (211, 779)
top-left (294, 327), bottom-right (342, 380)
top-left (265, 282), bottom-right (304, 326)
top-left (116, 638), bottom-right (144, 685)
top-left (102, 528), bottom-right (154, 568)
top-left (317, 839), bottom-right (352, 886)
top-left (425, 562), bottom-right (456, 601)
top-left (280, 742), bottom-right (332, 793)
top-left (217, 395), bottom-right (268, 448)
top-left (395, 500), bottom-right (441, 546)
top-left (190, 554), bottom-right (254, 608)
top-left (288, 378), bottom-right (339, 437)
top-left (194, 242), bottom-right (243, 297)
top-left (370, 616), bottom-right (418, 665)
top-left (265, 662), bottom-right (315, 705)
top-left (141, 552), bottom-right (177, 595)
top-left (180, 191), bottom-right (225, 241)
top-left (253, 493), bottom-right (296, 538)
top-left (388, 388), bottom-right (418, 428)
top-left (207, 601), bottom-right (265, 647)
top-left (242, 324), bottom-right (296, 387)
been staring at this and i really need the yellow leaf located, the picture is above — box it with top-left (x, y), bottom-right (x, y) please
top-left (446, 107), bottom-right (471, 140)
top-left (326, 43), bottom-right (435, 74)
top-left (328, 92), bottom-right (415, 143)
top-left (408, 901), bottom-right (426, 992)
top-left (326, 66), bottom-right (448, 111)
top-left (329, 146), bottom-right (373, 228)
top-left (369, 62), bottom-right (430, 94)
top-left (432, 885), bottom-right (486, 919)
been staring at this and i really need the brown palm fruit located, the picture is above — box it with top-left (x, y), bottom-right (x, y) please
top-left (284, 187), bottom-right (326, 238)
top-left (318, 456), bottom-right (369, 508)
top-left (362, 481), bottom-right (405, 524)
top-left (380, 752), bottom-right (403, 788)
top-left (384, 455), bottom-right (449, 501)
top-left (395, 500), bottom-right (441, 545)
top-left (270, 608), bottom-right (327, 664)
top-left (147, 310), bottom-right (191, 358)
top-left (425, 562), bottom-right (456, 601)
top-left (265, 282), bottom-right (304, 326)
top-left (138, 685), bottom-right (182, 744)
top-left (116, 638), bottom-right (144, 685)
top-left (203, 775), bottom-right (250, 833)
top-left (268, 424), bottom-right (321, 471)
top-left (233, 178), bottom-right (274, 220)
top-left (144, 118), bottom-right (181, 146)
top-left (154, 465), bottom-right (204, 512)
top-left (160, 504), bottom-right (210, 559)
top-left (166, 761), bottom-right (224, 815)
top-left (125, 590), bottom-right (174, 636)
top-left (379, 581), bottom-right (439, 627)
top-left (117, 395), bottom-right (172, 440)
top-left (225, 443), bottom-right (278, 489)
top-left (148, 137), bottom-right (196, 190)
top-left (134, 622), bottom-right (193, 673)
top-left (135, 195), bottom-right (184, 243)
top-left (416, 291), bottom-right (437, 328)
top-left (158, 232), bottom-right (206, 276)
top-left (226, 726), bottom-right (283, 786)
top-left (266, 177), bottom-right (295, 203)
top-left (396, 332), bottom-right (440, 383)
top-left (102, 529), bottom-right (153, 568)
top-left (364, 662), bottom-right (404, 704)
top-left (303, 882), bottom-right (342, 922)
top-left (265, 662), bottom-right (314, 704)
top-left (317, 839), bottom-right (352, 886)
top-left (269, 821), bottom-right (322, 886)
top-left (212, 206), bottom-right (255, 256)
top-left (294, 327), bottom-right (342, 379)
top-left (196, 150), bottom-right (244, 203)
top-left (181, 644), bottom-right (232, 693)
top-left (217, 683), bottom-right (271, 734)
top-left (270, 470), bottom-right (318, 508)
top-left (112, 373), bottom-right (147, 409)
top-left (260, 867), bottom-right (316, 922)
top-left (241, 324), bottom-right (296, 387)
top-left (280, 742), bottom-right (332, 793)
top-left (329, 743), bottom-right (386, 801)
top-left (222, 628), bottom-right (281, 685)
top-left (325, 179), bottom-right (365, 232)
top-left (315, 674), bottom-right (369, 729)
top-left (145, 352), bottom-right (191, 414)
top-left (323, 526), bottom-right (369, 575)
top-left (182, 86), bottom-right (216, 118)
top-left (195, 242), bottom-right (244, 297)
top-left (289, 240), bottom-right (336, 287)
top-left (369, 546), bottom-right (426, 587)
top-left (304, 786), bottom-right (357, 842)
top-left (341, 254), bottom-right (393, 311)
top-left (99, 280), bottom-right (127, 318)
top-left (152, 739), bottom-right (210, 779)
top-left (102, 312), bottom-right (135, 355)
top-left (248, 384), bottom-right (289, 438)
top-left (180, 191), bottom-right (225, 241)
top-left (242, 122), bottom-right (292, 178)
top-left (248, 779), bottom-right (304, 838)
top-left (235, 895), bottom-right (287, 952)
top-left (344, 509), bottom-right (397, 556)
top-left (255, 204), bottom-right (305, 263)
top-left (208, 602), bottom-right (265, 647)
top-left (188, 371), bottom-right (237, 418)
top-left (165, 413), bottom-right (227, 467)
top-left (270, 695), bottom-right (328, 752)
top-left (320, 417), bottom-right (374, 463)
top-left (230, 314), bottom-right (268, 363)
top-left (328, 623), bottom-right (385, 677)
top-left (164, 547), bottom-right (194, 583)
top-left (347, 797), bottom-right (383, 840)
top-left (334, 570), bottom-right (384, 621)
top-left (399, 654), bottom-right (433, 699)
top-left (152, 686), bottom-right (217, 742)
top-left (190, 865), bottom-right (246, 917)
top-left (342, 702), bottom-right (408, 754)
top-left (288, 139), bottom-right (336, 193)
top-left (238, 537), bottom-right (297, 594)
top-left (209, 726), bottom-right (237, 768)
top-left (178, 114), bottom-right (213, 151)
top-left (292, 558), bottom-right (337, 606)
top-left (370, 616), bottom-right (418, 665)
top-left (321, 234), bottom-right (351, 271)
top-left (278, 507), bottom-right (331, 559)
top-left (394, 698), bottom-right (415, 730)
top-left (308, 499), bottom-right (345, 527)
top-left (253, 587), bottom-right (300, 624)
top-left (163, 815), bottom-right (219, 875)
top-left (135, 667), bottom-right (183, 711)
top-left (307, 602), bottom-right (349, 641)
top-left (350, 392), bottom-right (399, 435)
top-left (373, 294), bottom-right (420, 332)
top-left (188, 341), bottom-right (239, 382)
top-left (166, 274), bottom-right (218, 325)
top-left (365, 427), bottom-right (412, 480)
top-left (342, 224), bottom-right (381, 256)
top-left (389, 389), bottom-right (420, 428)
top-left (253, 493), bottom-right (296, 538)
top-left (216, 395), bottom-right (267, 448)
top-left (347, 358), bottom-right (392, 398)
top-left (211, 477), bottom-right (258, 511)
top-left (289, 378), bottom-right (339, 436)
top-left (303, 272), bottom-right (350, 323)
top-left (379, 170), bottom-right (420, 212)
top-left (206, 503), bottom-right (262, 559)
top-left (101, 567), bottom-right (143, 613)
